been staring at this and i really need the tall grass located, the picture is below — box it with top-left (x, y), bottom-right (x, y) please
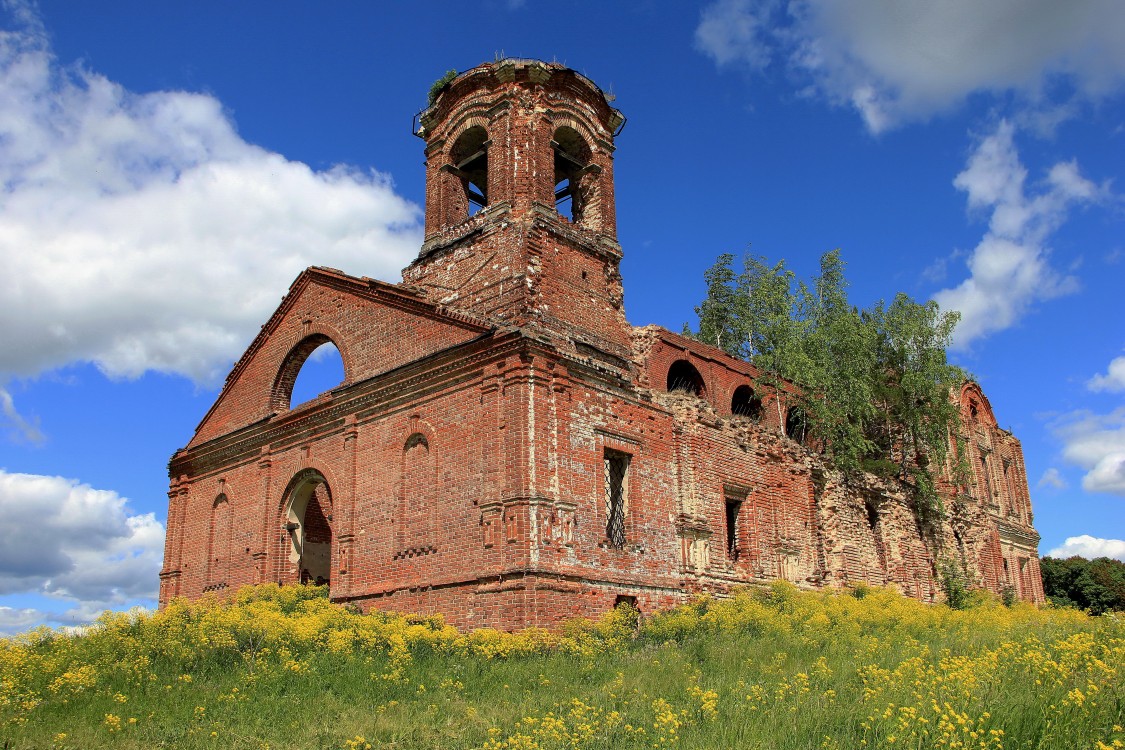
top-left (2, 583), bottom-right (1121, 749)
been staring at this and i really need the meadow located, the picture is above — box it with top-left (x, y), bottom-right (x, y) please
top-left (1, 583), bottom-right (1121, 749)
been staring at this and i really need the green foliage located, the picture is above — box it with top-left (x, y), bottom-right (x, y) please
top-left (428, 69), bottom-right (458, 105)
top-left (1041, 555), bottom-right (1125, 614)
top-left (1001, 585), bottom-right (1018, 608)
top-left (938, 557), bottom-right (971, 610)
top-left (688, 250), bottom-right (966, 529)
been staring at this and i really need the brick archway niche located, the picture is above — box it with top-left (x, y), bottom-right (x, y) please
top-left (280, 469), bottom-right (334, 589)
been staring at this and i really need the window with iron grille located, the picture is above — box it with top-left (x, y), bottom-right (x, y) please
top-left (604, 449), bottom-right (630, 549)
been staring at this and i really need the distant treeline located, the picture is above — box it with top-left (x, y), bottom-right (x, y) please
top-left (1040, 556), bottom-right (1125, 614)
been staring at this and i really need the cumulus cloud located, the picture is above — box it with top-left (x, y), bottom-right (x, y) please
top-left (1037, 467), bottom-right (1068, 490)
top-left (694, 0), bottom-right (1125, 132)
top-left (1088, 354), bottom-right (1125, 392)
top-left (1047, 535), bottom-right (1125, 562)
top-left (0, 8), bottom-right (421, 386)
top-left (932, 122), bottom-right (1103, 349)
top-left (0, 470), bottom-right (163, 614)
top-left (1049, 407), bottom-right (1125, 496)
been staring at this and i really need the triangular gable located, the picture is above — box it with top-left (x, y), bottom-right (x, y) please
top-left (187, 267), bottom-right (490, 448)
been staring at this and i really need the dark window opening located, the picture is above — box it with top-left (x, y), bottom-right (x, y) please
top-left (449, 126), bottom-right (490, 217)
top-left (553, 126), bottom-right (592, 223)
top-left (667, 360), bottom-right (705, 396)
top-left (730, 385), bottom-right (762, 419)
top-left (614, 594), bottom-right (638, 610)
top-left (864, 499), bottom-right (879, 531)
top-left (785, 406), bottom-right (808, 445)
top-left (969, 401), bottom-right (979, 422)
top-left (604, 449), bottom-right (630, 549)
top-left (725, 497), bottom-right (742, 561)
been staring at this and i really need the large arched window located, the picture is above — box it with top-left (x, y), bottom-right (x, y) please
top-left (449, 126), bottom-right (489, 217)
top-left (552, 126), bottom-right (593, 224)
top-left (272, 335), bottom-right (346, 411)
top-left (206, 494), bottom-right (232, 586)
top-left (730, 385), bottom-right (762, 420)
top-left (289, 341), bottom-right (345, 408)
top-left (666, 359), bottom-right (706, 396)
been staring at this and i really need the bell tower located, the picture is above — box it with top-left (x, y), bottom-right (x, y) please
top-left (403, 59), bottom-right (631, 358)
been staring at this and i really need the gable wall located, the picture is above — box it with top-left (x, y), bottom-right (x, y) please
top-left (190, 279), bottom-right (485, 446)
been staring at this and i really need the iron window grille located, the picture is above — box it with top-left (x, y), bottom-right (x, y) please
top-left (604, 449), bottom-right (630, 549)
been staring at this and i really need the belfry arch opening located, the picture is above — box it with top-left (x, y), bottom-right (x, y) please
top-left (272, 335), bottom-right (346, 411)
top-left (282, 471), bottom-right (333, 589)
top-left (666, 359), bottom-right (706, 396)
top-left (552, 126), bottom-right (592, 224)
top-left (731, 385), bottom-right (762, 420)
top-left (449, 126), bottom-right (490, 217)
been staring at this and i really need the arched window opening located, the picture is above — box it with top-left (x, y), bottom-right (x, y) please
top-left (283, 472), bottom-right (333, 588)
top-left (666, 360), bottom-right (705, 396)
top-left (785, 406), bottom-right (808, 445)
top-left (553, 126), bottom-right (592, 223)
top-left (730, 385), bottom-right (762, 420)
top-left (207, 494), bottom-right (232, 586)
top-left (448, 126), bottom-right (490, 217)
top-left (288, 341), bottom-right (345, 409)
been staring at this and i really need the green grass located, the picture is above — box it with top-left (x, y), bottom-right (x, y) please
top-left (2, 583), bottom-right (1122, 749)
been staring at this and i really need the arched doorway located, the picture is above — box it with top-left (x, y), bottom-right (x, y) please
top-left (281, 470), bottom-right (333, 588)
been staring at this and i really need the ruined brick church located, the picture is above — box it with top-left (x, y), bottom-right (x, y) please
top-left (160, 60), bottom-right (1044, 628)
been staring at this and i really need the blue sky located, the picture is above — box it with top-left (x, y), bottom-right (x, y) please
top-left (1, 0), bottom-right (1123, 633)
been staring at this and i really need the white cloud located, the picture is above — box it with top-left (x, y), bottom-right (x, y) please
top-left (0, 605), bottom-right (42, 634)
top-left (694, 0), bottom-right (781, 71)
top-left (1050, 407), bottom-right (1125, 496)
top-left (1047, 535), bottom-right (1125, 562)
top-left (695, 0), bottom-right (1125, 132)
top-left (0, 470), bottom-right (164, 611)
top-left (1089, 354), bottom-right (1125, 392)
top-left (932, 121), bottom-right (1101, 349)
top-left (0, 9), bottom-right (421, 386)
top-left (1037, 467), bottom-right (1068, 489)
